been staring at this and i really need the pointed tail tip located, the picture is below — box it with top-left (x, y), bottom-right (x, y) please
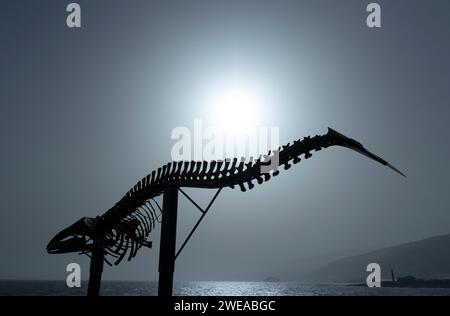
top-left (386, 163), bottom-right (407, 178)
top-left (326, 127), bottom-right (406, 178)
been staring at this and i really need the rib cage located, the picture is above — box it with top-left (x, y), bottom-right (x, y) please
top-left (100, 199), bottom-right (160, 265)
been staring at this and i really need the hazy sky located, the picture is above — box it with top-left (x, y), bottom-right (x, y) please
top-left (1, 0), bottom-right (450, 282)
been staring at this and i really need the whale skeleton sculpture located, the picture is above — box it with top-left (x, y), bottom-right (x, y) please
top-left (47, 127), bottom-right (405, 295)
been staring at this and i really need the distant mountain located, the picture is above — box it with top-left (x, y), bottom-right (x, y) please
top-left (306, 233), bottom-right (450, 282)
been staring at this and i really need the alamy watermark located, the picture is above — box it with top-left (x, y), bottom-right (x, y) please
top-left (66, 3), bottom-right (81, 28)
top-left (64, 3), bottom-right (382, 30)
top-left (366, 263), bottom-right (382, 288)
top-left (66, 263), bottom-right (81, 288)
top-left (366, 3), bottom-right (382, 28)
top-left (170, 119), bottom-right (280, 174)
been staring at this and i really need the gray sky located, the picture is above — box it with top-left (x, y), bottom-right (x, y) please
top-left (1, 0), bottom-right (450, 282)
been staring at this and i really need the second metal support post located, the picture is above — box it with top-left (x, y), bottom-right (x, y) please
top-left (158, 186), bottom-right (179, 297)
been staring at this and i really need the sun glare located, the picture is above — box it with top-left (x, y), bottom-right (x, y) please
top-left (210, 86), bottom-right (264, 135)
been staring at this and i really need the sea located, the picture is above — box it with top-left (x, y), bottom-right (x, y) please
top-left (1, 280), bottom-right (450, 296)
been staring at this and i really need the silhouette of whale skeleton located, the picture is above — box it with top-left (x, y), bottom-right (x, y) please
top-left (47, 127), bottom-right (405, 265)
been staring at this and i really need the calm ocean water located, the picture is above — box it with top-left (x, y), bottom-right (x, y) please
top-left (1, 280), bottom-right (450, 296)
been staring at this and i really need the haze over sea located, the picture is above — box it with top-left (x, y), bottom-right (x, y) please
top-left (1, 281), bottom-right (450, 296)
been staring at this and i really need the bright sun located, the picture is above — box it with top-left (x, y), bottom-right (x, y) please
top-left (210, 86), bottom-right (264, 135)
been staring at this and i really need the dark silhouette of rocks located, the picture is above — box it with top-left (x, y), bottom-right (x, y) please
top-left (308, 233), bottom-right (450, 283)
